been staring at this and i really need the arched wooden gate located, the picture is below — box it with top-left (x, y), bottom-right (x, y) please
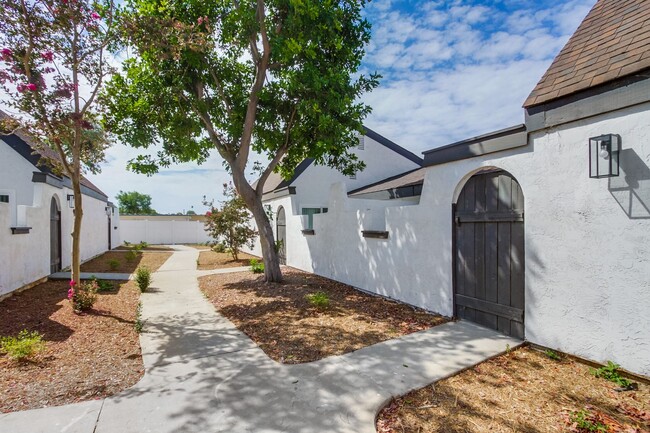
top-left (453, 169), bottom-right (525, 339)
top-left (276, 206), bottom-right (286, 265)
top-left (50, 197), bottom-right (62, 273)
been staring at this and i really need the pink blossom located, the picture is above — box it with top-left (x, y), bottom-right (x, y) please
top-left (1, 48), bottom-right (12, 62)
top-left (41, 51), bottom-right (54, 62)
top-left (205, 211), bottom-right (212, 217)
top-left (67, 288), bottom-right (75, 300)
top-left (91, 12), bottom-right (100, 20)
top-left (69, 279), bottom-right (76, 286)
top-left (197, 17), bottom-right (203, 25)
top-left (26, 83), bottom-right (37, 91)
top-left (17, 83), bottom-right (27, 93)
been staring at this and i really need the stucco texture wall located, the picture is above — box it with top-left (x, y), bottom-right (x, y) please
top-left (120, 219), bottom-right (212, 245)
top-left (251, 102), bottom-right (650, 376)
top-left (0, 181), bottom-right (113, 296)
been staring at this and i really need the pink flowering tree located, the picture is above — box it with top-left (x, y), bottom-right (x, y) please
top-left (0, 0), bottom-right (117, 289)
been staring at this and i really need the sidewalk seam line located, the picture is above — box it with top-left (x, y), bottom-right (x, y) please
top-left (91, 399), bottom-right (105, 433)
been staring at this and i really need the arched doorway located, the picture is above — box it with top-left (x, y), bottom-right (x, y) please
top-left (276, 206), bottom-right (286, 265)
top-left (50, 197), bottom-right (62, 273)
top-left (453, 169), bottom-right (525, 339)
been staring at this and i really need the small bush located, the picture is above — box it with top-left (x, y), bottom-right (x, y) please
top-left (138, 241), bottom-right (148, 249)
top-left (134, 302), bottom-right (144, 333)
top-left (544, 349), bottom-right (561, 361)
top-left (591, 361), bottom-right (633, 388)
top-left (69, 280), bottom-right (98, 313)
top-left (212, 242), bottom-right (227, 253)
top-left (135, 266), bottom-right (152, 292)
top-left (250, 258), bottom-right (264, 274)
top-left (568, 409), bottom-right (608, 432)
top-left (0, 330), bottom-right (46, 361)
top-left (108, 259), bottom-right (120, 271)
top-left (125, 250), bottom-right (137, 262)
top-left (305, 291), bottom-right (330, 308)
top-left (123, 240), bottom-right (131, 246)
top-left (90, 276), bottom-right (115, 292)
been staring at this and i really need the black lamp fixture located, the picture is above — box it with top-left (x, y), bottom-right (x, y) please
top-left (589, 134), bottom-right (620, 178)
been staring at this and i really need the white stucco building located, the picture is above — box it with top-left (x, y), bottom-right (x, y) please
top-left (251, 0), bottom-right (650, 375)
top-left (0, 114), bottom-right (119, 297)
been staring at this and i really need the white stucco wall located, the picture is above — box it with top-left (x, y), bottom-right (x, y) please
top-left (0, 139), bottom-right (116, 296)
top-left (120, 219), bottom-right (212, 245)
top-left (0, 181), bottom-right (114, 296)
top-left (251, 102), bottom-right (650, 375)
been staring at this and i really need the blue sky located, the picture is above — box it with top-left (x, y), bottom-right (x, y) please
top-left (87, 0), bottom-right (595, 214)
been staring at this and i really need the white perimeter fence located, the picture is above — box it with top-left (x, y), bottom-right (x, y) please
top-left (120, 220), bottom-right (212, 245)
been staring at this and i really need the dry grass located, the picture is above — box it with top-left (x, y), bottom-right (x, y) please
top-left (199, 268), bottom-right (448, 363)
top-left (376, 346), bottom-right (650, 433)
top-left (197, 250), bottom-right (257, 270)
top-left (0, 279), bottom-right (143, 413)
top-left (81, 251), bottom-right (172, 274)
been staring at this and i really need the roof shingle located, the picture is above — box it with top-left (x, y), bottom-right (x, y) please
top-left (524, 0), bottom-right (650, 108)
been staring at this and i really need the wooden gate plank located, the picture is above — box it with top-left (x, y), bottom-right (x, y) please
top-left (455, 295), bottom-right (524, 321)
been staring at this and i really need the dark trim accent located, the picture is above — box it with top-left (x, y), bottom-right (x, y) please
top-left (348, 168), bottom-right (422, 196)
top-left (362, 230), bottom-right (389, 239)
top-left (32, 171), bottom-right (64, 188)
top-left (363, 126), bottom-right (423, 166)
top-left (456, 211), bottom-right (524, 223)
top-left (423, 124), bottom-right (527, 167)
top-left (262, 186), bottom-right (296, 201)
top-left (451, 203), bottom-right (458, 319)
top-left (301, 229), bottom-right (315, 235)
top-left (525, 68), bottom-right (650, 114)
top-left (455, 294), bottom-right (524, 322)
top-left (274, 158), bottom-right (314, 191)
top-left (3, 132), bottom-right (108, 200)
top-left (11, 227), bottom-right (31, 234)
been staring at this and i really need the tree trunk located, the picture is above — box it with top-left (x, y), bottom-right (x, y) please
top-left (71, 178), bottom-right (83, 285)
top-left (231, 170), bottom-right (282, 282)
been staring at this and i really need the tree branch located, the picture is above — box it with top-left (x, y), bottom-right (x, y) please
top-left (235, 0), bottom-right (270, 173)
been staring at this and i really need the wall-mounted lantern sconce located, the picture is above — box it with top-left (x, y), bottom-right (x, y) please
top-left (589, 134), bottom-right (620, 178)
top-left (67, 194), bottom-right (75, 208)
top-left (105, 206), bottom-right (112, 217)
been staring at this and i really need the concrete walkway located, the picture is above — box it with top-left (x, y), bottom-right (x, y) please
top-left (1, 245), bottom-right (521, 433)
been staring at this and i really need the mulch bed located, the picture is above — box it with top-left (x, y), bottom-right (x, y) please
top-left (0, 279), bottom-right (143, 413)
top-left (183, 244), bottom-right (211, 250)
top-left (198, 268), bottom-right (448, 363)
top-left (376, 346), bottom-right (650, 433)
top-left (197, 250), bottom-right (257, 270)
top-left (114, 245), bottom-right (173, 251)
top-left (81, 251), bottom-right (172, 274)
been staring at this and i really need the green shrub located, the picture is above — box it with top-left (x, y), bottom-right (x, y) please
top-left (568, 409), bottom-right (608, 432)
top-left (134, 302), bottom-right (144, 333)
top-left (591, 361), bottom-right (633, 388)
top-left (138, 241), bottom-right (148, 249)
top-left (0, 330), bottom-right (46, 361)
top-left (90, 276), bottom-right (115, 292)
top-left (135, 266), bottom-right (152, 292)
top-left (250, 258), bottom-right (264, 274)
top-left (123, 240), bottom-right (131, 246)
top-left (108, 259), bottom-right (120, 271)
top-left (69, 280), bottom-right (98, 313)
top-left (125, 250), bottom-right (137, 262)
top-left (212, 242), bottom-right (227, 253)
top-left (544, 349), bottom-right (561, 361)
top-left (305, 291), bottom-right (330, 308)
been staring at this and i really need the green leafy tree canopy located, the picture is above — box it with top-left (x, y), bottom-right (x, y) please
top-left (102, 0), bottom-right (379, 281)
top-left (116, 190), bottom-right (156, 215)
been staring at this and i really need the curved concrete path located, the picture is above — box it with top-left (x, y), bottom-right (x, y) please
top-left (0, 245), bottom-right (521, 433)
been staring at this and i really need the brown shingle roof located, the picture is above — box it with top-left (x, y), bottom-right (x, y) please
top-left (0, 110), bottom-right (108, 199)
top-left (524, 0), bottom-right (650, 108)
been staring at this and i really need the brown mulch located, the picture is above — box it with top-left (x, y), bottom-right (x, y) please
top-left (81, 251), bottom-right (172, 273)
top-left (376, 346), bottom-right (650, 433)
top-left (113, 245), bottom-right (173, 251)
top-left (183, 244), bottom-right (212, 250)
top-left (197, 250), bottom-right (257, 270)
top-left (198, 268), bottom-right (449, 363)
top-left (0, 279), bottom-right (143, 413)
